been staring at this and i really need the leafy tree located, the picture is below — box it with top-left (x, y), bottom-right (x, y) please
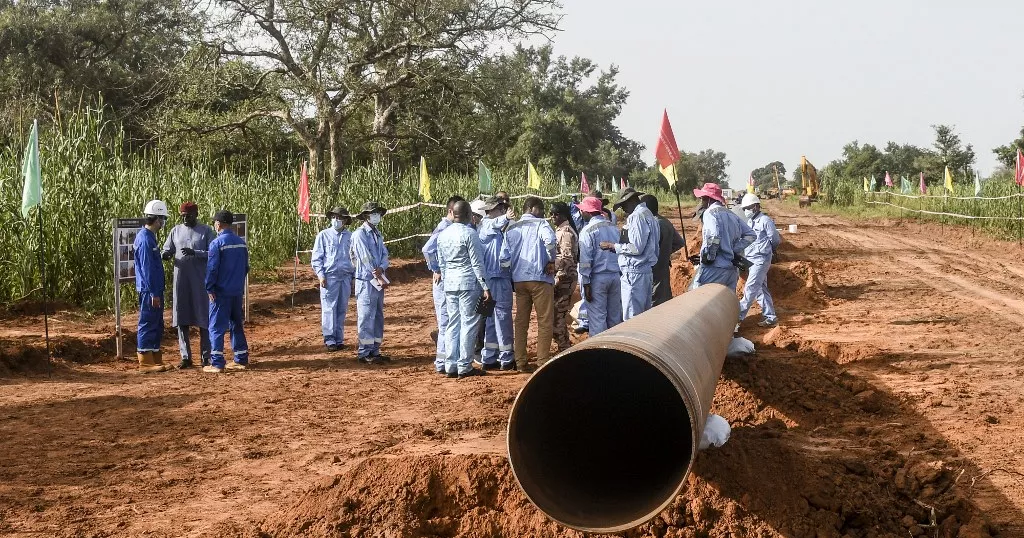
top-left (750, 161), bottom-right (786, 191)
top-left (201, 0), bottom-right (561, 184)
top-left (917, 124), bottom-right (975, 183)
top-left (0, 0), bottom-right (196, 144)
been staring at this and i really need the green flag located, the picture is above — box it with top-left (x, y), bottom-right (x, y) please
top-left (900, 176), bottom-right (911, 194)
top-left (610, 176), bottom-right (619, 193)
top-left (21, 120), bottom-right (42, 218)
top-left (478, 159), bottom-right (493, 194)
top-left (559, 170), bottom-right (566, 191)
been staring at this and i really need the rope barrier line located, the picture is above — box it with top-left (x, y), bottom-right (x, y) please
top-left (865, 200), bottom-right (1024, 221)
top-left (872, 191), bottom-right (1024, 201)
top-left (295, 192), bottom-right (582, 257)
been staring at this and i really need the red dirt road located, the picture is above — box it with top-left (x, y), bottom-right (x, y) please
top-left (0, 202), bottom-right (1021, 537)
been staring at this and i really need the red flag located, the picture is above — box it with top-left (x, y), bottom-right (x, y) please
top-left (884, 171), bottom-right (893, 188)
top-left (580, 172), bottom-right (591, 194)
top-left (620, 177), bottom-right (627, 190)
top-left (655, 109), bottom-right (680, 169)
top-left (1016, 149), bottom-right (1024, 187)
top-left (919, 172), bottom-right (926, 195)
top-left (297, 161), bottom-right (311, 223)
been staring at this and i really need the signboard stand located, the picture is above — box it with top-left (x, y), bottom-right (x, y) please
top-left (112, 218), bottom-right (145, 360)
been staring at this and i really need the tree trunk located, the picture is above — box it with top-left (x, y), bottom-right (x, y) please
top-left (372, 92), bottom-right (399, 162)
top-left (307, 141), bottom-right (325, 183)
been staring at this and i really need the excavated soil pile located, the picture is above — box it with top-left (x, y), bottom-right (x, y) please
top-left (250, 338), bottom-right (994, 538)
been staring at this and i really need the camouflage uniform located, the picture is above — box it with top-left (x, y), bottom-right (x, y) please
top-left (553, 221), bottom-right (579, 352)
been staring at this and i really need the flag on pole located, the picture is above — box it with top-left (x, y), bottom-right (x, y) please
top-left (900, 176), bottom-right (911, 194)
top-left (863, 177), bottom-right (869, 192)
top-left (870, 175), bottom-right (877, 191)
top-left (610, 176), bottom-right (619, 193)
top-left (580, 172), bottom-right (590, 194)
top-left (747, 173), bottom-right (755, 194)
top-left (1015, 148), bottom-right (1024, 187)
top-left (559, 170), bottom-right (566, 191)
top-left (944, 166), bottom-right (954, 193)
top-left (419, 156), bottom-right (432, 202)
top-left (478, 160), bottom-right (493, 194)
top-left (919, 172), bottom-right (926, 195)
top-left (884, 171), bottom-right (893, 188)
top-left (527, 161), bottom-right (542, 190)
top-left (21, 119), bottom-right (42, 219)
top-left (655, 109), bottom-right (681, 186)
top-left (595, 176), bottom-right (602, 194)
top-left (621, 177), bottom-right (627, 190)
top-left (974, 171), bottom-right (982, 197)
top-left (296, 161), bottom-right (310, 223)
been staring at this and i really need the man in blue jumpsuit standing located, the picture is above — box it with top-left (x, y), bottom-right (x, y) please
top-left (312, 206), bottom-right (355, 352)
top-left (204, 210), bottom-right (250, 373)
top-left (351, 201), bottom-right (390, 364)
top-left (422, 195), bottom-right (465, 372)
top-left (691, 183), bottom-right (756, 291)
top-left (738, 193), bottom-right (781, 327)
top-left (602, 188), bottom-right (660, 320)
top-left (478, 196), bottom-right (514, 370)
top-left (134, 200), bottom-right (172, 373)
top-left (576, 196), bottom-right (622, 335)
top-left (437, 201), bottom-right (492, 378)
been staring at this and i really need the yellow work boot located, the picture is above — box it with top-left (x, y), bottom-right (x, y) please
top-left (152, 350), bottom-right (173, 372)
top-left (137, 352), bottom-right (163, 374)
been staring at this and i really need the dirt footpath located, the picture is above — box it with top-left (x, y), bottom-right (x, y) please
top-left (0, 202), bottom-right (1021, 538)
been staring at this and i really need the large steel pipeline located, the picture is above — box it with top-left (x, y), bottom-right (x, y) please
top-left (506, 284), bottom-right (739, 533)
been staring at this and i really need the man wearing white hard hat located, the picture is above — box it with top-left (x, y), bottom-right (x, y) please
top-left (738, 193), bottom-right (781, 327)
top-left (134, 200), bottom-right (172, 373)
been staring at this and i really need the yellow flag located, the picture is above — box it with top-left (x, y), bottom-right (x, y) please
top-left (527, 161), bottom-right (542, 190)
top-left (419, 156), bottom-right (432, 202)
top-left (659, 163), bottom-right (676, 186)
top-left (944, 166), bottom-right (954, 193)
top-left (863, 177), bottom-right (869, 192)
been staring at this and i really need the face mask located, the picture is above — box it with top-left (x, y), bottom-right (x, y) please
top-left (744, 209), bottom-right (755, 219)
top-left (368, 213), bottom-right (382, 226)
top-left (332, 218), bottom-right (344, 230)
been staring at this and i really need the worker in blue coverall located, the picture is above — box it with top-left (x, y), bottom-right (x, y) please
top-left (738, 193), bottom-right (781, 327)
top-left (575, 196), bottom-right (622, 336)
top-left (437, 200), bottom-right (492, 378)
top-left (351, 201), bottom-right (390, 364)
top-left (312, 206), bottom-right (355, 352)
top-left (422, 196), bottom-right (465, 372)
top-left (690, 183), bottom-right (756, 292)
top-left (602, 188), bottom-right (660, 320)
top-left (478, 196), bottom-right (515, 370)
top-left (204, 210), bottom-right (250, 373)
top-left (134, 199), bottom-right (172, 373)
top-left (570, 190), bottom-right (615, 334)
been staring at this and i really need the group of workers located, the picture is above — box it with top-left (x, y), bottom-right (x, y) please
top-left (129, 180), bottom-right (781, 378)
top-left (410, 182), bottom-right (781, 379)
top-left (132, 200), bottom-right (250, 374)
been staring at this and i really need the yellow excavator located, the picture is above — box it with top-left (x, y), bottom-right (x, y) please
top-left (799, 156), bottom-right (819, 207)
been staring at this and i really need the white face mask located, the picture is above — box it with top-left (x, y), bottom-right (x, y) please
top-left (368, 213), bottom-right (382, 226)
top-left (744, 208), bottom-right (756, 219)
top-left (331, 218), bottom-right (345, 230)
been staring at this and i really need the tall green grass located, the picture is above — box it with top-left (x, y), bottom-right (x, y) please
top-left (816, 174), bottom-right (1024, 239)
top-left (2, 108), bottom-right (662, 310)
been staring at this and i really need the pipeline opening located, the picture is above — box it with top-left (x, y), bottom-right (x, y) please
top-left (508, 348), bottom-right (694, 532)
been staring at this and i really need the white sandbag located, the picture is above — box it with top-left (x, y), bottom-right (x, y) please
top-left (727, 336), bottom-right (755, 358)
top-left (569, 299), bottom-right (584, 323)
top-left (699, 414), bottom-right (731, 450)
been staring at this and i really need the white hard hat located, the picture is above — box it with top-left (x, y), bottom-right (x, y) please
top-left (470, 199), bottom-right (486, 218)
top-left (144, 200), bottom-right (169, 217)
top-left (740, 193), bottom-right (761, 209)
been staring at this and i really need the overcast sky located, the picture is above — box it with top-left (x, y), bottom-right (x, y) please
top-left (549, 0), bottom-right (1024, 189)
